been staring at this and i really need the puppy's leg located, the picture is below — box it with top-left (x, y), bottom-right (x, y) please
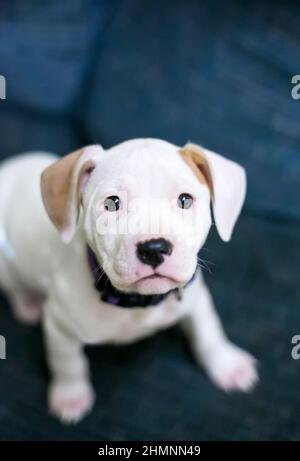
top-left (43, 308), bottom-right (95, 424)
top-left (0, 256), bottom-right (42, 325)
top-left (181, 277), bottom-right (258, 392)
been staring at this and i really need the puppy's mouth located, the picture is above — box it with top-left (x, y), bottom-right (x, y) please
top-left (136, 273), bottom-right (178, 283)
top-left (130, 271), bottom-right (181, 295)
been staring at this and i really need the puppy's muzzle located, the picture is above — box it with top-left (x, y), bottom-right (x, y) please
top-left (136, 238), bottom-right (173, 269)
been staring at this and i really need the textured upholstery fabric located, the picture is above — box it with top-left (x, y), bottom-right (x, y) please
top-left (0, 0), bottom-right (299, 441)
top-left (84, 0), bottom-right (300, 218)
top-left (1, 213), bottom-right (300, 441)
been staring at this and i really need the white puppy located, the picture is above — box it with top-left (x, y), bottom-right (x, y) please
top-left (0, 138), bottom-right (257, 423)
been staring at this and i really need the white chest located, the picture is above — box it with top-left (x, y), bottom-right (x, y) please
top-left (80, 292), bottom-right (190, 345)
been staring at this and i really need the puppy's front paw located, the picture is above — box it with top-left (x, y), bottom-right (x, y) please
top-left (49, 380), bottom-right (95, 424)
top-left (204, 342), bottom-right (258, 392)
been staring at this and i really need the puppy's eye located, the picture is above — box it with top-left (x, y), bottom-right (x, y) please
top-left (177, 193), bottom-right (193, 209)
top-left (104, 196), bottom-right (121, 212)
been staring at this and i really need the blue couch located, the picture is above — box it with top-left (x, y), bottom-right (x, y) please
top-left (0, 0), bottom-right (299, 440)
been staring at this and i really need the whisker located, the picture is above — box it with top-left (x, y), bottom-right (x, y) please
top-left (92, 265), bottom-right (102, 275)
top-left (96, 269), bottom-right (105, 285)
top-left (197, 256), bottom-right (213, 274)
top-left (198, 256), bottom-right (216, 267)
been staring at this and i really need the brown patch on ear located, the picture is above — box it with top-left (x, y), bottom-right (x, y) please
top-left (41, 148), bottom-right (94, 235)
top-left (180, 143), bottom-right (214, 199)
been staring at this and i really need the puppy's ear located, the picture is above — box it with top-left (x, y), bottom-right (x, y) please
top-left (180, 143), bottom-right (246, 242)
top-left (41, 145), bottom-right (103, 243)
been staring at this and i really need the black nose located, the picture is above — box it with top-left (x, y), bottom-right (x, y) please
top-left (136, 238), bottom-right (173, 268)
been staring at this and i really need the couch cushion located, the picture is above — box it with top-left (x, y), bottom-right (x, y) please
top-left (84, 0), bottom-right (300, 219)
top-left (0, 213), bottom-right (299, 440)
top-left (0, 0), bottom-right (117, 114)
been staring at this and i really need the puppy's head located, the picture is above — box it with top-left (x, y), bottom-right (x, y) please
top-left (41, 139), bottom-right (246, 295)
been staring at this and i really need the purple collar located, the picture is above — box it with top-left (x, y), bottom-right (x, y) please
top-left (87, 246), bottom-right (195, 309)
